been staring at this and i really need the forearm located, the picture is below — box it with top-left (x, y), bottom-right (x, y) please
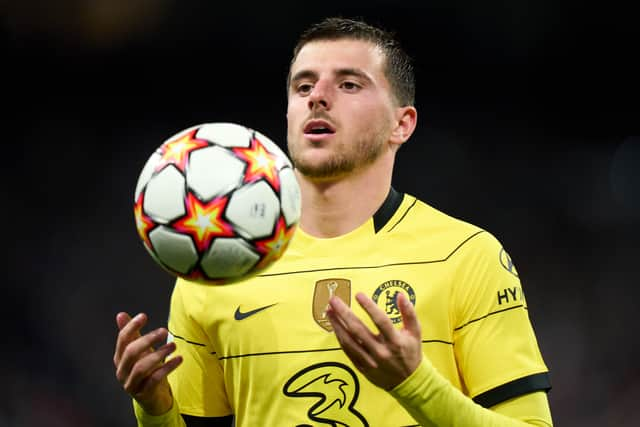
top-left (389, 358), bottom-right (552, 427)
top-left (133, 399), bottom-right (186, 427)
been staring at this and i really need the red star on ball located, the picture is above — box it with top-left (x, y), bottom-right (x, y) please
top-left (134, 192), bottom-right (156, 249)
top-left (233, 136), bottom-right (281, 191)
top-left (155, 128), bottom-right (210, 173)
top-left (173, 193), bottom-right (235, 252)
top-left (255, 216), bottom-right (296, 268)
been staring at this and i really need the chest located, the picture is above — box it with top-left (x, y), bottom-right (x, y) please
top-left (206, 262), bottom-right (457, 358)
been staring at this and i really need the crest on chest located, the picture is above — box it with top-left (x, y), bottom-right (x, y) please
top-left (312, 278), bottom-right (351, 331)
top-left (371, 280), bottom-right (417, 324)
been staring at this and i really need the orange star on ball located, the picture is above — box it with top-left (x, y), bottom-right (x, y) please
top-left (173, 193), bottom-right (235, 252)
top-left (155, 129), bottom-right (210, 173)
top-left (233, 137), bottom-right (281, 191)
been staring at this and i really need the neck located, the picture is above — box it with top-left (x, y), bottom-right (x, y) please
top-left (296, 152), bottom-right (395, 238)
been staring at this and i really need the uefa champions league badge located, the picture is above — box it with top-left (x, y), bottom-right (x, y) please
top-left (499, 248), bottom-right (519, 277)
top-left (372, 280), bottom-right (416, 324)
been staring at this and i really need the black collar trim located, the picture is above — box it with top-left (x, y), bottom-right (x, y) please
top-left (373, 187), bottom-right (403, 234)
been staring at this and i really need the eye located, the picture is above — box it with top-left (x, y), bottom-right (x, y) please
top-left (296, 83), bottom-right (313, 95)
top-left (340, 81), bottom-right (361, 92)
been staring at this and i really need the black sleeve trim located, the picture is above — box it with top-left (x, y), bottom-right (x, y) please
top-left (182, 414), bottom-right (234, 427)
top-left (472, 372), bottom-right (551, 408)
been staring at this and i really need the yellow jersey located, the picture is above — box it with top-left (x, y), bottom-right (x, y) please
top-left (167, 189), bottom-right (550, 426)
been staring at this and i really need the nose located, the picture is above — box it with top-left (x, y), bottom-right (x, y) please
top-left (307, 80), bottom-right (331, 111)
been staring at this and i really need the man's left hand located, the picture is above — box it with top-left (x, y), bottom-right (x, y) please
top-left (327, 291), bottom-right (423, 390)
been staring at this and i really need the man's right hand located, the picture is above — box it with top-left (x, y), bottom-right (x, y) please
top-left (113, 312), bottom-right (183, 415)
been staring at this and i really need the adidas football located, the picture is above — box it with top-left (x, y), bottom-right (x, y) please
top-left (133, 122), bottom-right (301, 285)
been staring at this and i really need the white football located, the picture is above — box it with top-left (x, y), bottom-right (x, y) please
top-left (133, 122), bottom-right (300, 285)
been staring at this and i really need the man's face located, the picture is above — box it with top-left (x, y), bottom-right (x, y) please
top-left (286, 39), bottom-right (398, 180)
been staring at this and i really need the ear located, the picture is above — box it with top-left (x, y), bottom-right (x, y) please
top-left (389, 106), bottom-right (417, 148)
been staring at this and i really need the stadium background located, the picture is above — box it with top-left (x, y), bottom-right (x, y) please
top-left (3, 1), bottom-right (638, 425)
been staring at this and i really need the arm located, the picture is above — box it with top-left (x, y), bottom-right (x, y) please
top-left (327, 292), bottom-right (552, 426)
top-left (390, 355), bottom-right (552, 426)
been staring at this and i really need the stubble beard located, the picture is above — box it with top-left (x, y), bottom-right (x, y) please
top-left (288, 129), bottom-right (388, 180)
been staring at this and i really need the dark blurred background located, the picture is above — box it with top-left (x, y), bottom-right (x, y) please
top-left (3, 1), bottom-right (639, 426)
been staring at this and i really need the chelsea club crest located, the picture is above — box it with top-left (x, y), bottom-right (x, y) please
top-left (371, 280), bottom-right (416, 324)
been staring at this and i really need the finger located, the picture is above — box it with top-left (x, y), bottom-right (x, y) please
top-left (114, 313), bottom-right (148, 366)
top-left (124, 341), bottom-right (177, 394)
top-left (116, 328), bottom-right (169, 384)
top-left (138, 355), bottom-right (183, 397)
top-left (329, 296), bottom-right (378, 348)
top-left (114, 312), bottom-right (132, 366)
top-left (327, 308), bottom-right (378, 369)
top-left (116, 312), bottom-right (132, 331)
top-left (397, 293), bottom-right (421, 337)
top-left (355, 292), bottom-right (396, 342)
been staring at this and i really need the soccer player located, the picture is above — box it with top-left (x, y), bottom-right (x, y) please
top-left (114, 17), bottom-right (553, 426)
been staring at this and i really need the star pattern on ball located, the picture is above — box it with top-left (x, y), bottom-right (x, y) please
top-left (255, 216), bottom-right (296, 268)
top-left (173, 193), bottom-right (235, 252)
top-left (155, 128), bottom-right (210, 173)
top-left (134, 193), bottom-right (156, 249)
top-left (233, 137), bottom-right (281, 191)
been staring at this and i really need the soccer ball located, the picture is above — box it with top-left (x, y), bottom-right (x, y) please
top-left (133, 122), bottom-right (301, 285)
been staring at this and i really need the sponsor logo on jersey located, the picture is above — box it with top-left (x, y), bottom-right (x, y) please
top-left (497, 286), bottom-right (526, 306)
top-left (372, 280), bottom-right (416, 324)
top-left (313, 278), bottom-right (351, 331)
top-left (234, 303), bottom-right (278, 320)
top-left (499, 248), bottom-right (519, 277)
top-left (283, 361), bottom-right (369, 426)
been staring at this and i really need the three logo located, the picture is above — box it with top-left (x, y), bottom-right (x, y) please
top-left (283, 362), bottom-right (369, 426)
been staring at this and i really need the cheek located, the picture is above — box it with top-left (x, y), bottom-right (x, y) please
top-left (286, 102), bottom-right (303, 126)
top-left (355, 104), bottom-right (391, 133)
top-left (286, 107), bottom-right (300, 144)
top-left (354, 94), bottom-right (390, 120)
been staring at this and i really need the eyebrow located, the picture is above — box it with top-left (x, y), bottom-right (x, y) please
top-left (289, 68), bottom-right (374, 87)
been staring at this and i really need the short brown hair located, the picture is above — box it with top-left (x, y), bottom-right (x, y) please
top-left (288, 17), bottom-right (415, 107)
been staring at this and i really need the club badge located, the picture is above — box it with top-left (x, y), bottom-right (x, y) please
top-left (372, 280), bottom-right (416, 324)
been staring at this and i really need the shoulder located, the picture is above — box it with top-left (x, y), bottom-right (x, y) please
top-left (383, 193), bottom-right (496, 259)
top-left (391, 193), bottom-right (482, 234)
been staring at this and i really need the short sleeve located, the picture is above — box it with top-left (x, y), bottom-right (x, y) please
top-left (450, 231), bottom-right (551, 407)
top-left (167, 279), bottom-right (232, 417)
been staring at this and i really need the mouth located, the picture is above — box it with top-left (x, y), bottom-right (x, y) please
top-left (303, 120), bottom-right (336, 137)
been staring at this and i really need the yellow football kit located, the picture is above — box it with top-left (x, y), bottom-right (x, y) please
top-left (161, 189), bottom-right (550, 426)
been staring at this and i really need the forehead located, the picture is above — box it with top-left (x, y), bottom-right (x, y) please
top-left (291, 39), bottom-right (386, 76)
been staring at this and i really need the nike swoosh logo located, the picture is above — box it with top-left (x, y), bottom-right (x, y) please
top-left (234, 303), bottom-right (278, 320)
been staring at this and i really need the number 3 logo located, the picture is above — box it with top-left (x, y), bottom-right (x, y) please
top-left (283, 362), bottom-right (369, 426)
